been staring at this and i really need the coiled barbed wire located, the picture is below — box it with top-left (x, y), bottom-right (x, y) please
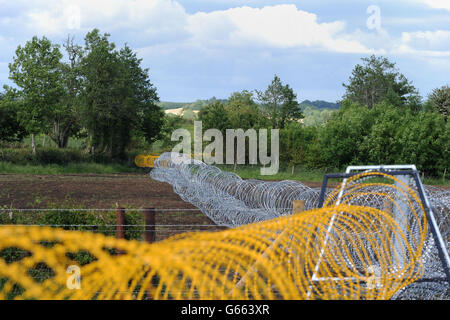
top-left (150, 152), bottom-right (324, 226)
top-left (150, 152), bottom-right (449, 299)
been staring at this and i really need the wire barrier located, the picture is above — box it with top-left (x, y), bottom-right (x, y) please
top-left (150, 153), bottom-right (449, 299)
top-left (0, 172), bottom-right (431, 300)
top-left (150, 152), bottom-right (322, 226)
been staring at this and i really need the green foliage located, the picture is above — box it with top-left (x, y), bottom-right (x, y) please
top-left (0, 147), bottom-right (89, 165)
top-left (7, 36), bottom-right (65, 146)
top-left (302, 106), bottom-right (337, 126)
top-left (0, 162), bottom-right (139, 174)
top-left (395, 111), bottom-right (449, 174)
top-left (156, 114), bottom-right (189, 151)
top-left (314, 100), bottom-right (374, 169)
top-left (198, 102), bottom-right (230, 133)
top-left (300, 100), bottom-right (340, 110)
top-left (79, 30), bottom-right (164, 159)
top-left (0, 94), bottom-right (27, 142)
top-left (159, 97), bottom-right (228, 111)
top-left (343, 55), bottom-right (420, 110)
top-left (280, 123), bottom-right (316, 167)
top-left (428, 85), bottom-right (450, 121)
top-left (308, 100), bottom-right (449, 176)
top-left (0, 209), bottom-right (145, 270)
top-left (226, 91), bottom-right (267, 130)
top-left (256, 75), bottom-right (303, 128)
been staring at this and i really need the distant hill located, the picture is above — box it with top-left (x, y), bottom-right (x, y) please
top-left (299, 100), bottom-right (340, 110)
top-left (158, 97), bottom-right (228, 111)
top-left (159, 98), bottom-right (340, 113)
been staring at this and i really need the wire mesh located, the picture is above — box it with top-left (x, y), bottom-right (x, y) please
top-left (150, 152), bottom-right (450, 299)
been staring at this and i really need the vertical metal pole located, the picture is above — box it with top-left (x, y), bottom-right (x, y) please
top-left (412, 173), bottom-right (450, 283)
top-left (392, 174), bottom-right (410, 271)
top-left (143, 208), bottom-right (156, 243)
top-left (307, 174), bottom-right (350, 298)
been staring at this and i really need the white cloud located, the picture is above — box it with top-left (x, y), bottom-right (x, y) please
top-left (416, 0), bottom-right (450, 11)
top-left (3, 2), bottom-right (377, 54)
top-left (185, 5), bottom-right (376, 53)
top-left (396, 30), bottom-right (450, 57)
top-left (2, 1), bottom-right (449, 62)
top-left (8, 0), bottom-right (188, 40)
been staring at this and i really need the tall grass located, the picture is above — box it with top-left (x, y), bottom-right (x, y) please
top-left (217, 164), bottom-right (450, 186)
top-left (0, 162), bottom-right (141, 174)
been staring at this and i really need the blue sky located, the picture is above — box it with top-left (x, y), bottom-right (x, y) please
top-left (0, 0), bottom-right (449, 102)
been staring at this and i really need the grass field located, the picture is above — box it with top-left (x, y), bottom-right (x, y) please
top-left (0, 162), bottom-right (141, 174)
top-left (1, 160), bottom-right (448, 186)
top-left (217, 164), bottom-right (450, 187)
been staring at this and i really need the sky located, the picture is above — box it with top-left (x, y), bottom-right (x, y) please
top-left (0, 0), bottom-right (449, 102)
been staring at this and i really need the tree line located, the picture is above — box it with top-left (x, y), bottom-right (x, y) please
top-left (195, 56), bottom-right (449, 176)
top-left (0, 30), bottom-right (448, 177)
top-left (1, 29), bottom-right (164, 159)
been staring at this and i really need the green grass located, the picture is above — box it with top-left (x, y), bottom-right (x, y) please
top-left (217, 164), bottom-right (328, 182)
top-left (217, 164), bottom-right (450, 186)
top-left (0, 162), bottom-right (141, 174)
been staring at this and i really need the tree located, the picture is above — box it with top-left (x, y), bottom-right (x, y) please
top-left (315, 100), bottom-right (375, 169)
top-left (0, 93), bottom-right (27, 143)
top-left (395, 111), bottom-right (449, 176)
top-left (158, 114), bottom-right (185, 150)
top-left (79, 29), bottom-right (163, 159)
top-left (118, 44), bottom-right (164, 147)
top-left (256, 75), bottom-right (303, 129)
top-left (227, 90), bottom-right (266, 129)
top-left (49, 35), bottom-right (84, 148)
top-left (280, 123), bottom-right (316, 174)
top-left (79, 29), bottom-right (120, 157)
top-left (7, 36), bottom-right (65, 154)
top-left (428, 85), bottom-right (449, 121)
top-left (343, 55), bottom-right (420, 110)
top-left (198, 101), bottom-right (230, 133)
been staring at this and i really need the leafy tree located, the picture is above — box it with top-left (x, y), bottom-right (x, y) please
top-left (118, 44), bottom-right (164, 146)
top-left (79, 29), bottom-right (163, 159)
top-left (0, 93), bottom-right (27, 143)
top-left (227, 90), bottom-right (266, 129)
top-left (158, 114), bottom-right (185, 151)
top-left (280, 123), bottom-right (316, 174)
top-left (49, 35), bottom-right (84, 148)
top-left (358, 103), bottom-right (404, 165)
top-left (428, 85), bottom-right (450, 121)
top-left (198, 101), bottom-right (230, 133)
top-left (343, 55), bottom-right (420, 110)
top-left (7, 36), bottom-right (65, 154)
top-left (395, 111), bottom-right (449, 176)
top-left (256, 75), bottom-right (303, 128)
top-left (315, 100), bottom-right (375, 169)
top-left (79, 29), bottom-right (120, 157)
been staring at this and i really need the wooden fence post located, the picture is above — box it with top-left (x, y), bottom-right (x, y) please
top-left (116, 207), bottom-right (126, 240)
top-left (292, 200), bottom-right (306, 214)
top-left (143, 208), bottom-right (156, 243)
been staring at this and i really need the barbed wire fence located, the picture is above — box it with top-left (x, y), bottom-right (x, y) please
top-left (0, 151), bottom-right (448, 299)
top-left (150, 152), bottom-right (450, 299)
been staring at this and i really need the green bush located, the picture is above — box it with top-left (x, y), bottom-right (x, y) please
top-left (0, 147), bottom-right (90, 165)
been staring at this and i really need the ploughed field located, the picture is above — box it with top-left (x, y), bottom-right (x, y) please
top-left (2, 173), bottom-right (445, 242)
top-left (0, 173), bottom-right (227, 241)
